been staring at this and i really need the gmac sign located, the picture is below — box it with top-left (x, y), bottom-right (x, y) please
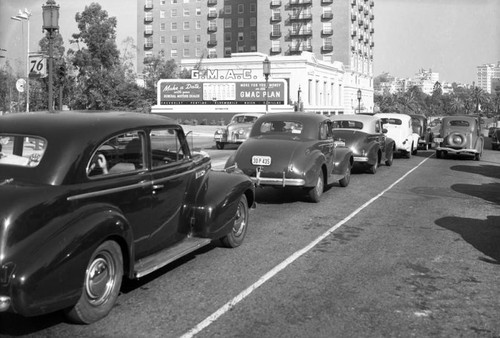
top-left (158, 79), bottom-right (287, 106)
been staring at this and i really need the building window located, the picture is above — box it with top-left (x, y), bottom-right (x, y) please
top-left (160, 23), bottom-right (166, 31)
top-left (183, 8), bottom-right (190, 16)
top-left (250, 17), bottom-right (256, 27)
top-left (183, 0), bottom-right (189, 3)
top-left (144, 24), bottom-right (153, 34)
top-left (145, 12), bottom-right (153, 21)
top-left (184, 35), bottom-right (190, 43)
top-left (208, 49), bottom-right (217, 58)
top-left (225, 32), bottom-right (231, 42)
top-left (161, 0), bottom-right (166, 4)
top-left (171, 36), bottom-right (178, 43)
top-left (250, 31), bottom-right (256, 41)
top-left (195, 47), bottom-right (202, 57)
top-left (183, 21), bottom-right (190, 30)
top-left (171, 22), bottom-right (177, 30)
top-left (224, 48), bottom-right (231, 57)
top-left (272, 24), bottom-right (280, 36)
top-left (196, 34), bottom-right (201, 42)
top-left (171, 9), bottom-right (177, 17)
top-left (225, 18), bottom-right (232, 28)
top-left (196, 21), bottom-right (201, 29)
top-left (183, 49), bottom-right (190, 57)
top-left (196, 8), bottom-right (201, 16)
top-left (145, 51), bottom-right (153, 58)
top-left (224, 5), bottom-right (232, 14)
top-left (171, 0), bottom-right (178, 3)
top-left (238, 32), bottom-right (244, 41)
top-left (238, 18), bottom-right (244, 28)
top-left (160, 36), bottom-right (166, 44)
top-left (250, 3), bottom-right (256, 13)
top-left (171, 49), bottom-right (178, 58)
top-left (160, 10), bottom-right (165, 18)
top-left (238, 4), bottom-right (244, 13)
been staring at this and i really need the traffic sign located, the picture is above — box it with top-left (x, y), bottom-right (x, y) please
top-left (29, 55), bottom-right (47, 78)
top-left (16, 78), bottom-right (26, 92)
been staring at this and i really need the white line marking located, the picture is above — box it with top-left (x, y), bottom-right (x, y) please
top-left (181, 154), bottom-right (434, 338)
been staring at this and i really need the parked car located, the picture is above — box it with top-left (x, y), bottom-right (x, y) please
top-left (376, 113), bottom-right (420, 158)
top-left (410, 114), bottom-right (434, 150)
top-left (330, 114), bottom-right (395, 174)
top-left (434, 115), bottom-right (484, 160)
top-left (225, 112), bottom-right (353, 202)
top-left (0, 111), bottom-right (255, 323)
top-left (429, 118), bottom-right (442, 137)
top-left (214, 113), bottom-right (263, 149)
top-left (488, 126), bottom-right (498, 138)
top-left (491, 128), bottom-right (500, 150)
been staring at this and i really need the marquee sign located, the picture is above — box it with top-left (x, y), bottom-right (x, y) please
top-left (158, 79), bottom-right (287, 106)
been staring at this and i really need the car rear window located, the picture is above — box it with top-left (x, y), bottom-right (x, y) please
top-left (0, 134), bottom-right (47, 167)
top-left (332, 120), bottom-right (363, 129)
top-left (232, 115), bottom-right (258, 124)
top-left (259, 121), bottom-right (303, 135)
top-left (448, 120), bottom-right (470, 127)
top-left (381, 118), bottom-right (402, 125)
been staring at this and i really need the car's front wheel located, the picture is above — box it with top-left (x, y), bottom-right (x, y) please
top-left (368, 157), bottom-right (378, 174)
top-left (338, 164), bottom-right (351, 187)
top-left (385, 149), bottom-right (394, 167)
top-left (65, 241), bottom-right (123, 324)
top-left (307, 171), bottom-right (324, 203)
top-left (221, 194), bottom-right (249, 248)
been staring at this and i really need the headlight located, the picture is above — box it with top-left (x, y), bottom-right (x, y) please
top-left (238, 129), bottom-right (245, 135)
top-left (215, 129), bottom-right (223, 135)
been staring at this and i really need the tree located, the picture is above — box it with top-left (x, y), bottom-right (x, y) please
top-left (69, 3), bottom-right (122, 110)
top-left (142, 50), bottom-right (179, 104)
top-left (0, 62), bottom-right (18, 114)
top-left (38, 32), bottom-right (66, 110)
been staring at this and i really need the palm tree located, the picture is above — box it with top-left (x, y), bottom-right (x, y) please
top-left (449, 96), bottom-right (464, 115)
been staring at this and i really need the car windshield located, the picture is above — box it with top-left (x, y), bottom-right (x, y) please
top-left (448, 120), bottom-right (470, 127)
top-left (232, 115), bottom-right (258, 124)
top-left (0, 134), bottom-right (47, 167)
top-left (332, 120), bottom-right (363, 129)
top-left (259, 120), bottom-right (303, 135)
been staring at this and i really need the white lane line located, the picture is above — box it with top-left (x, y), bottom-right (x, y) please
top-left (181, 154), bottom-right (434, 338)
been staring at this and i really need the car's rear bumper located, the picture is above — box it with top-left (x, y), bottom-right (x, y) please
top-left (436, 146), bottom-right (480, 155)
top-left (250, 176), bottom-right (305, 187)
top-left (354, 156), bottom-right (369, 162)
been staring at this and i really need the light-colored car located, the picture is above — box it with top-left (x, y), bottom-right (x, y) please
top-left (214, 113), bottom-right (263, 149)
top-left (434, 115), bottom-right (484, 160)
top-left (376, 113), bottom-right (420, 158)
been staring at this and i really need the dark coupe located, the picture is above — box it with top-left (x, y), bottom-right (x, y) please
top-left (225, 112), bottom-right (353, 202)
top-left (0, 111), bottom-right (255, 323)
top-left (330, 114), bottom-right (395, 174)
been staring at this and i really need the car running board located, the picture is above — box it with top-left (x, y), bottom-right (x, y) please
top-left (134, 237), bottom-right (212, 278)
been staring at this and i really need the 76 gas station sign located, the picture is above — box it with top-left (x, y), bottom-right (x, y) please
top-left (29, 55), bottom-right (47, 78)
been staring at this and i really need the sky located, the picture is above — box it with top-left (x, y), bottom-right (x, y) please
top-left (1, 0), bottom-right (499, 84)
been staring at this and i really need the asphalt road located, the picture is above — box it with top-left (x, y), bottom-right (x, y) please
top-left (1, 135), bottom-right (499, 338)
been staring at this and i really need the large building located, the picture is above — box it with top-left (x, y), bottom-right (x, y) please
top-left (138, 0), bottom-right (375, 116)
top-left (477, 61), bottom-right (500, 94)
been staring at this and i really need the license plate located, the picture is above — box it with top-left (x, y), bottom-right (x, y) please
top-left (252, 155), bottom-right (271, 166)
top-left (434, 138), bottom-right (443, 143)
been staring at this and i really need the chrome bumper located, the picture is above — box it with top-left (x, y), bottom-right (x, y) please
top-left (0, 296), bottom-right (11, 312)
top-left (251, 168), bottom-right (305, 187)
top-left (436, 147), bottom-right (480, 154)
top-left (354, 156), bottom-right (369, 162)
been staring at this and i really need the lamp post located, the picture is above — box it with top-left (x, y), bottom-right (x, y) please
top-left (42, 0), bottom-right (59, 113)
top-left (263, 57), bottom-right (271, 113)
top-left (357, 88), bottom-right (362, 114)
top-left (11, 9), bottom-right (31, 112)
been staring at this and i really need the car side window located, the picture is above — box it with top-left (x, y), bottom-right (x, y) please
top-left (87, 131), bottom-right (145, 177)
top-left (375, 121), bottom-right (381, 133)
top-left (150, 128), bottom-right (186, 168)
top-left (319, 122), bottom-right (329, 140)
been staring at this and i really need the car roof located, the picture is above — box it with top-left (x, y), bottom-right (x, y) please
top-left (251, 112), bottom-right (329, 139)
top-left (441, 115), bottom-right (477, 122)
top-left (330, 114), bottom-right (380, 123)
top-left (376, 113), bottom-right (411, 121)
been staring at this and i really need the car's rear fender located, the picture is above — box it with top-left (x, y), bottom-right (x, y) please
top-left (3, 204), bottom-right (132, 317)
top-left (188, 170), bottom-right (254, 239)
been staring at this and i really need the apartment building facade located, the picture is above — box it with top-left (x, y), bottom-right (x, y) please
top-left (138, 0), bottom-right (375, 115)
top-left (477, 62), bottom-right (500, 94)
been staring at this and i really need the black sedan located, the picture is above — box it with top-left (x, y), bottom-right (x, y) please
top-left (331, 114), bottom-right (395, 174)
top-left (225, 112), bottom-right (353, 203)
top-left (0, 111), bottom-right (255, 324)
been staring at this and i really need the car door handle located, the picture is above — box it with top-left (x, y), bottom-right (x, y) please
top-left (152, 184), bottom-right (164, 190)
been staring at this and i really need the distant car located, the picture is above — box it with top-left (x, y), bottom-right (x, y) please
top-left (410, 114), bottom-right (434, 150)
top-left (429, 119), bottom-right (442, 136)
top-left (376, 113), bottom-right (420, 158)
top-left (491, 128), bottom-right (500, 150)
top-left (214, 113), bottom-right (263, 149)
top-left (225, 112), bottom-right (353, 203)
top-left (0, 111), bottom-right (255, 323)
top-left (331, 114), bottom-right (395, 174)
top-left (434, 115), bottom-right (484, 160)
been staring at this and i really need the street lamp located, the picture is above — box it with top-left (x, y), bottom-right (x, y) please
top-left (42, 0), bottom-right (59, 113)
top-left (357, 88), bottom-right (362, 114)
top-left (263, 57), bottom-right (271, 113)
top-left (11, 9), bottom-right (31, 112)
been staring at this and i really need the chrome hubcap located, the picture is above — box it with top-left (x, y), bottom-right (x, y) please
top-left (233, 200), bottom-right (247, 237)
top-left (85, 252), bottom-right (116, 306)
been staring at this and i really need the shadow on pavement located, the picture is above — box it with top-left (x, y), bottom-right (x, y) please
top-left (451, 182), bottom-right (500, 205)
top-left (435, 215), bottom-right (500, 265)
top-left (451, 164), bottom-right (500, 180)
